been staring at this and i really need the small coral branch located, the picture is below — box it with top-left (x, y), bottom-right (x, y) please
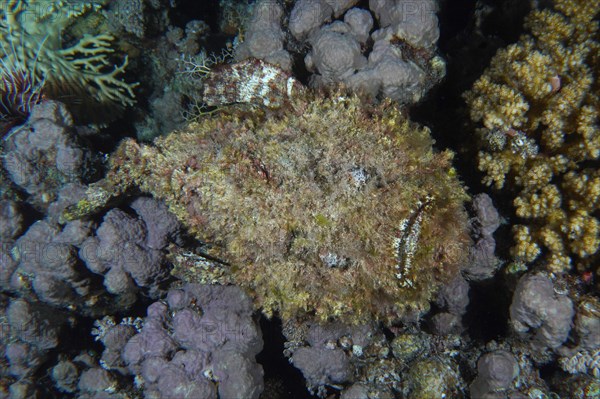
top-left (57, 34), bottom-right (138, 107)
top-left (177, 47), bottom-right (234, 79)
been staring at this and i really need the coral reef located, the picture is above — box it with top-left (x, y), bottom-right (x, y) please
top-left (134, 17), bottom-right (214, 140)
top-left (91, 315), bottom-right (142, 375)
top-left (67, 83), bottom-right (470, 323)
top-left (553, 374), bottom-right (600, 399)
top-left (0, 295), bottom-right (68, 395)
top-left (463, 193), bottom-right (502, 280)
top-left (556, 295), bottom-right (600, 380)
top-left (233, 0), bottom-right (291, 70)
top-left (510, 273), bottom-right (574, 350)
top-left (283, 319), bottom-right (467, 398)
top-left (498, 272), bottom-right (600, 397)
top-left (0, 196), bottom-right (183, 395)
top-left (219, 0), bottom-right (252, 36)
top-left (120, 284), bottom-right (264, 399)
top-left (1, 2), bottom-right (596, 398)
top-left (402, 357), bottom-right (463, 399)
top-left (463, 0), bottom-right (600, 277)
top-left (9, 218), bottom-right (99, 310)
top-left (1, 101), bottom-right (98, 210)
top-left (572, 296), bottom-right (600, 350)
top-left (465, 339), bottom-right (554, 399)
top-left (431, 274), bottom-right (470, 335)
top-left (103, 0), bottom-right (160, 39)
top-left (1, 189), bottom-right (180, 315)
top-left (0, 0), bottom-right (137, 121)
top-left (234, 0), bottom-right (445, 104)
top-left (0, 199), bottom-right (24, 242)
top-left (289, 322), bottom-right (356, 395)
top-left (559, 349), bottom-right (600, 378)
top-left (77, 196), bottom-right (181, 308)
top-left (469, 350), bottom-right (520, 398)
top-left (49, 350), bottom-right (135, 398)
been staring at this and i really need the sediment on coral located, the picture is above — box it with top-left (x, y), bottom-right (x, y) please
top-left (463, 0), bottom-right (600, 278)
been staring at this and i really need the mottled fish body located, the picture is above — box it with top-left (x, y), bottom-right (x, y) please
top-left (201, 59), bottom-right (303, 108)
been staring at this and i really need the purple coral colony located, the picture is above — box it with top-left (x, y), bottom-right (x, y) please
top-left (0, 0), bottom-right (598, 398)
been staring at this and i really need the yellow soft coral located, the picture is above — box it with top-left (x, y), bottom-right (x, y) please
top-left (464, 0), bottom-right (600, 277)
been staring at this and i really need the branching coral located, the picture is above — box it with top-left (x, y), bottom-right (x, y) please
top-left (464, 0), bottom-right (600, 276)
top-left (0, 0), bottom-right (137, 120)
top-left (66, 81), bottom-right (470, 324)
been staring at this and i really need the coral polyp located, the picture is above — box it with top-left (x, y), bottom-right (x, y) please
top-left (68, 85), bottom-right (470, 324)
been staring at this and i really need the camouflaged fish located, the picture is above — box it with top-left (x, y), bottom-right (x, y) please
top-left (201, 59), bottom-right (304, 108)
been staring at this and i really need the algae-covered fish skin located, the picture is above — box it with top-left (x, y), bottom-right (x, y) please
top-left (67, 65), bottom-right (470, 324)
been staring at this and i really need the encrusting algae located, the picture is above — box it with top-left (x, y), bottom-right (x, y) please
top-left (464, 0), bottom-right (600, 278)
top-left (67, 68), bottom-right (470, 324)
